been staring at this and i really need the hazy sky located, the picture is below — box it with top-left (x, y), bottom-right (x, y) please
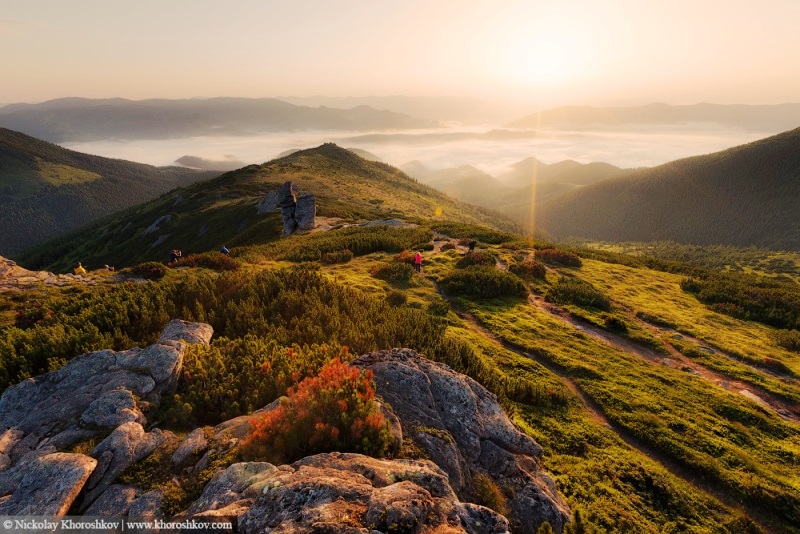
top-left (2, 0), bottom-right (799, 107)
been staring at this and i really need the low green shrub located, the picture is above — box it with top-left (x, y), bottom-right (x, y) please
top-left (545, 277), bottom-right (611, 310)
top-left (440, 242), bottom-right (456, 251)
top-left (774, 329), bottom-right (800, 353)
top-left (320, 249), bottom-right (353, 264)
top-left (509, 257), bottom-right (547, 279)
top-left (178, 252), bottom-right (242, 271)
top-left (130, 261), bottom-right (167, 280)
top-left (426, 296), bottom-right (450, 317)
top-left (455, 251), bottom-right (497, 269)
top-left (386, 290), bottom-right (408, 306)
top-left (371, 262), bottom-right (414, 282)
top-left (440, 266), bottom-right (528, 299)
top-left (536, 248), bottom-right (582, 267)
top-left (473, 472), bottom-right (510, 516)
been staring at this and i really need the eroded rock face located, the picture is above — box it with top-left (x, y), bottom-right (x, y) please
top-left (186, 453), bottom-right (509, 534)
top-left (0, 452), bottom-right (96, 516)
top-left (275, 181), bottom-right (316, 235)
top-left (0, 320), bottom-right (212, 460)
top-left (352, 348), bottom-right (570, 533)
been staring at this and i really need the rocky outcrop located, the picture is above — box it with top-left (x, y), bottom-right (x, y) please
top-left (172, 428), bottom-right (208, 467)
top-left (83, 484), bottom-right (137, 517)
top-left (352, 349), bottom-right (570, 533)
top-left (0, 452), bottom-right (96, 515)
top-left (256, 191), bottom-right (279, 214)
top-left (0, 320), bottom-right (212, 518)
top-left (274, 181), bottom-right (316, 235)
top-left (185, 453), bottom-right (509, 534)
top-left (0, 320), bottom-right (212, 460)
top-left (0, 256), bottom-right (94, 289)
top-left (81, 422), bottom-right (170, 508)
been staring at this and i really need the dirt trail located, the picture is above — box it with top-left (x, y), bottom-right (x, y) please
top-left (529, 294), bottom-right (799, 423)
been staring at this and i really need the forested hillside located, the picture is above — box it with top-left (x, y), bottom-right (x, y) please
top-left (0, 128), bottom-right (218, 257)
top-left (537, 127), bottom-right (800, 249)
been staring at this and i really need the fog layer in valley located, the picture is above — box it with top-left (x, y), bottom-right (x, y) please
top-left (61, 124), bottom-right (772, 177)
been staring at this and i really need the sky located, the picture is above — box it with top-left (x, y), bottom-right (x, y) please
top-left (2, 0), bottom-right (799, 108)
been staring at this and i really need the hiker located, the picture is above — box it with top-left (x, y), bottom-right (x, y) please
top-left (414, 250), bottom-right (423, 273)
top-left (220, 245), bottom-right (229, 255)
top-left (103, 264), bottom-right (115, 272)
top-left (169, 249), bottom-right (182, 264)
top-left (468, 240), bottom-right (477, 254)
top-left (74, 262), bottom-right (87, 276)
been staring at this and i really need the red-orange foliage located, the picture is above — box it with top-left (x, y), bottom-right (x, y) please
top-left (241, 358), bottom-right (391, 464)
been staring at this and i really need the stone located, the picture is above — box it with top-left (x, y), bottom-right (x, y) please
top-left (172, 428), bottom-right (209, 466)
top-left (0, 452), bottom-right (96, 516)
top-left (256, 191), bottom-right (279, 214)
top-left (128, 488), bottom-right (164, 524)
top-left (295, 193), bottom-right (317, 230)
top-left (83, 484), bottom-right (137, 517)
top-left (186, 462), bottom-right (277, 516)
top-left (81, 388), bottom-right (143, 429)
top-left (352, 348), bottom-right (569, 533)
top-left (82, 422), bottom-right (166, 508)
top-left (235, 452), bottom-right (509, 534)
top-left (0, 321), bottom-right (213, 460)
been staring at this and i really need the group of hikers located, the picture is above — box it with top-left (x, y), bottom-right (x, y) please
top-left (73, 262), bottom-right (114, 275)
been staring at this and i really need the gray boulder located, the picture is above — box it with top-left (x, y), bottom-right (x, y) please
top-left (235, 452), bottom-right (509, 534)
top-left (276, 181), bottom-right (316, 235)
top-left (352, 348), bottom-right (569, 533)
top-left (0, 452), bottom-right (96, 516)
top-left (185, 462), bottom-right (277, 517)
top-left (295, 193), bottom-right (317, 230)
top-left (256, 191), bottom-right (279, 214)
top-left (83, 484), bottom-right (137, 517)
top-left (82, 422), bottom-right (167, 508)
top-left (0, 320), bottom-right (212, 459)
top-left (172, 428), bottom-right (209, 467)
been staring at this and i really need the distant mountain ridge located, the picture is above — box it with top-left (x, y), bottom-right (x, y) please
top-left (537, 127), bottom-right (800, 250)
top-left (0, 128), bottom-right (218, 257)
top-left (0, 97), bottom-right (437, 142)
top-left (510, 102), bottom-right (800, 132)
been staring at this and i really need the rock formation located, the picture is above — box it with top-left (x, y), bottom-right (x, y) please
top-left (352, 348), bottom-right (571, 533)
top-left (0, 320), bottom-right (213, 516)
top-left (262, 181), bottom-right (316, 235)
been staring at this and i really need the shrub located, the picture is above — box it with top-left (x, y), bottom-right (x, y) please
top-left (320, 249), bottom-right (353, 264)
top-left (394, 250), bottom-right (417, 265)
top-left (603, 314), bottom-right (628, 333)
top-left (386, 290), bottom-right (407, 306)
top-left (240, 358), bottom-right (391, 464)
top-left (178, 253), bottom-right (242, 271)
top-left (455, 251), bottom-right (497, 269)
top-left (130, 261), bottom-right (167, 280)
top-left (426, 296), bottom-right (450, 317)
top-left (774, 330), bottom-right (800, 353)
top-left (439, 266), bottom-right (528, 299)
top-left (536, 248), bottom-right (582, 267)
top-left (371, 262), bottom-right (414, 282)
top-left (545, 277), bottom-right (611, 310)
top-left (509, 257), bottom-right (547, 279)
top-left (440, 242), bottom-right (456, 251)
top-left (473, 472), bottom-right (509, 516)
top-left (413, 241), bottom-right (435, 251)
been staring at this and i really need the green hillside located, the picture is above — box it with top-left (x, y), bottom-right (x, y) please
top-left (3, 221), bottom-right (799, 531)
top-left (0, 128), bottom-right (218, 257)
top-left (537, 127), bottom-right (800, 250)
top-left (18, 143), bottom-right (512, 272)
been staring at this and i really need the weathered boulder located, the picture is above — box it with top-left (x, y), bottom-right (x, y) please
top-left (0, 452), bottom-right (96, 516)
top-left (128, 488), bottom-right (164, 525)
top-left (295, 193), bottom-right (317, 230)
top-left (82, 422), bottom-right (168, 508)
top-left (352, 349), bottom-right (569, 533)
top-left (276, 181), bottom-right (316, 235)
top-left (256, 191), bottom-right (279, 214)
top-left (0, 320), bottom-right (212, 460)
top-left (81, 388), bottom-right (143, 429)
top-left (172, 428), bottom-right (209, 467)
top-left (185, 462), bottom-right (277, 517)
top-left (224, 452), bottom-right (509, 534)
top-left (83, 484), bottom-right (137, 517)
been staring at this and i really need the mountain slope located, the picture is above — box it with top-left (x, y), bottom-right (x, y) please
top-left (0, 97), bottom-right (437, 142)
top-left (19, 143), bottom-right (513, 271)
top-left (537, 127), bottom-right (800, 249)
top-left (0, 128), bottom-right (218, 257)
top-left (400, 161), bottom-right (511, 206)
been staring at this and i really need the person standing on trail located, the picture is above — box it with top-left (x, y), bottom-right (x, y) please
top-left (220, 245), bottom-right (229, 255)
top-left (414, 250), bottom-right (423, 273)
top-left (468, 240), bottom-right (477, 254)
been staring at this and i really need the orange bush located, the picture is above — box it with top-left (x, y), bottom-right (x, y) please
top-left (241, 358), bottom-right (391, 464)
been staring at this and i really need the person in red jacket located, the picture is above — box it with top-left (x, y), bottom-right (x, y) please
top-left (414, 250), bottom-right (423, 273)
